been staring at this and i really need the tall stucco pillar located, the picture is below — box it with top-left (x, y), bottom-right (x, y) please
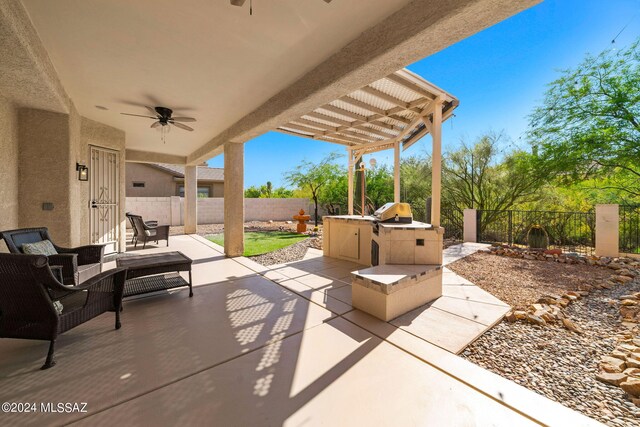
top-left (463, 209), bottom-right (477, 242)
top-left (595, 204), bottom-right (619, 257)
top-left (184, 165), bottom-right (198, 234)
top-left (224, 142), bottom-right (244, 257)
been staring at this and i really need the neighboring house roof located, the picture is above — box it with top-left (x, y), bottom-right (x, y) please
top-left (149, 163), bottom-right (224, 181)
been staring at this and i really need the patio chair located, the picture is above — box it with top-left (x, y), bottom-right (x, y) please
top-left (126, 212), bottom-right (158, 245)
top-left (0, 253), bottom-right (127, 369)
top-left (130, 215), bottom-right (170, 249)
top-left (0, 227), bottom-right (105, 286)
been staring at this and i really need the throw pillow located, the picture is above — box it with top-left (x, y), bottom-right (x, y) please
top-left (22, 240), bottom-right (58, 256)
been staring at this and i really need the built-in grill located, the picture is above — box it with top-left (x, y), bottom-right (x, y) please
top-left (373, 202), bottom-right (413, 224)
top-left (372, 202), bottom-right (413, 237)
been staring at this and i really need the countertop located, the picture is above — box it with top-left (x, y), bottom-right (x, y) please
top-left (323, 216), bottom-right (435, 229)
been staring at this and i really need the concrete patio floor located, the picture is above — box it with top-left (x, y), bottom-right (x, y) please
top-left (0, 235), bottom-right (600, 426)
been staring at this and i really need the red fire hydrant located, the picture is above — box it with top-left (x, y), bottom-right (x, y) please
top-left (293, 209), bottom-right (311, 233)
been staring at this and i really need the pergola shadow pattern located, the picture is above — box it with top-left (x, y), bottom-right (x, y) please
top-left (0, 236), bottom-right (599, 426)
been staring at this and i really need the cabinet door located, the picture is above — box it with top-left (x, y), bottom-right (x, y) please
top-left (339, 225), bottom-right (360, 260)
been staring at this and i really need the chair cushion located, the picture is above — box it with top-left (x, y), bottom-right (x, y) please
top-left (76, 263), bottom-right (101, 285)
top-left (144, 229), bottom-right (157, 237)
top-left (22, 240), bottom-right (58, 256)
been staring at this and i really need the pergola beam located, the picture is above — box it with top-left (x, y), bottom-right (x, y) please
top-left (276, 69), bottom-right (459, 202)
top-left (386, 73), bottom-right (437, 100)
top-left (335, 129), bottom-right (382, 143)
top-left (277, 127), bottom-right (353, 146)
top-left (304, 111), bottom-right (353, 127)
top-left (292, 118), bottom-right (339, 132)
top-left (319, 104), bottom-right (370, 122)
top-left (360, 86), bottom-right (411, 109)
top-left (339, 96), bottom-right (387, 116)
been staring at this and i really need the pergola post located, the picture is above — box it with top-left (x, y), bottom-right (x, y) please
top-left (393, 141), bottom-right (400, 203)
top-left (184, 165), bottom-right (198, 234)
top-left (430, 99), bottom-right (443, 226)
top-left (347, 149), bottom-right (354, 215)
top-left (224, 142), bottom-right (244, 257)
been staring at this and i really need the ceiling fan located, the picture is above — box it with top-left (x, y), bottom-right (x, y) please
top-left (121, 106), bottom-right (195, 143)
top-left (231, 0), bottom-right (332, 15)
top-left (121, 106), bottom-right (196, 132)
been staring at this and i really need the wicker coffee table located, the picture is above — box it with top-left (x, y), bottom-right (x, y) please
top-left (116, 251), bottom-right (193, 298)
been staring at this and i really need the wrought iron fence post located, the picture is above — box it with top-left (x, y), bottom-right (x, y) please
top-left (508, 210), bottom-right (513, 245)
top-left (476, 209), bottom-right (482, 242)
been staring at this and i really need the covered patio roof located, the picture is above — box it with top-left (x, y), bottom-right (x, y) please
top-left (277, 69), bottom-right (458, 155)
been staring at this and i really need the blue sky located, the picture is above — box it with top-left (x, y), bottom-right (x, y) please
top-left (208, 0), bottom-right (640, 188)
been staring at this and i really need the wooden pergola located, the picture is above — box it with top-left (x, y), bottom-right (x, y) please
top-left (277, 69), bottom-right (458, 226)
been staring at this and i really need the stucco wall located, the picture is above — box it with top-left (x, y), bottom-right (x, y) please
top-left (126, 197), bottom-right (311, 226)
top-left (126, 163), bottom-right (178, 197)
top-left (79, 117), bottom-right (126, 251)
top-left (13, 109), bottom-right (126, 250)
top-left (0, 95), bottom-right (19, 234)
top-left (125, 163), bottom-right (224, 198)
top-left (18, 108), bottom-right (74, 245)
top-left (212, 182), bottom-right (223, 197)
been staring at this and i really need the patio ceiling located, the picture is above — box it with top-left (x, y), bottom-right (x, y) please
top-left (13, 0), bottom-right (538, 164)
top-left (277, 69), bottom-right (458, 155)
top-left (18, 0), bottom-right (415, 157)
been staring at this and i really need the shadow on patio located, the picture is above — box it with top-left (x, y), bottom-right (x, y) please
top-left (0, 235), bottom-right (599, 426)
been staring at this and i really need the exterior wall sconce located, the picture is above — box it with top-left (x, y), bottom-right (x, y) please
top-left (76, 163), bottom-right (89, 181)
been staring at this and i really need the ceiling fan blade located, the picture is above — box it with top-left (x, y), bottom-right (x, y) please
top-left (145, 106), bottom-right (159, 117)
top-left (121, 113), bottom-right (156, 119)
top-left (230, 0), bottom-right (246, 5)
top-left (170, 117), bottom-right (196, 122)
top-left (171, 122), bottom-right (194, 132)
top-left (150, 121), bottom-right (162, 129)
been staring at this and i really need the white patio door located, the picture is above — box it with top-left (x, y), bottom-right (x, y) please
top-left (89, 145), bottom-right (120, 254)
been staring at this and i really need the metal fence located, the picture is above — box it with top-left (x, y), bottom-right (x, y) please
top-left (441, 206), bottom-right (463, 241)
top-left (620, 205), bottom-right (640, 254)
top-left (476, 209), bottom-right (596, 255)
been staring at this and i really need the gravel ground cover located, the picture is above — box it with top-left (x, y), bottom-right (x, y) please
top-left (448, 251), bottom-right (613, 309)
top-left (452, 252), bottom-right (640, 426)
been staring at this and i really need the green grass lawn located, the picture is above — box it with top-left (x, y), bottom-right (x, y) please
top-left (207, 231), bottom-right (308, 256)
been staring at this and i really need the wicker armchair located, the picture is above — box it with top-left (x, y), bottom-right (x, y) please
top-left (130, 215), bottom-right (170, 249)
top-left (126, 212), bottom-right (158, 246)
top-left (0, 253), bottom-right (126, 369)
top-left (0, 227), bottom-right (105, 286)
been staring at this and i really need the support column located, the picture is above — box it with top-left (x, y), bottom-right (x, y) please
top-left (224, 142), bottom-right (244, 257)
top-left (394, 141), bottom-right (400, 203)
top-left (184, 165), bottom-right (198, 234)
top-left (431, 99), bottom-right (443, 227)
top-left (347, 149), bottom-right (354, 215)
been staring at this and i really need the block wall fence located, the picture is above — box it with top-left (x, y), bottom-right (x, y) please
top-left (126, 197), bottom-right (312, 227)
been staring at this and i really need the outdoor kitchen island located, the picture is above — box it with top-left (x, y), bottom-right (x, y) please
top-left (323, 213), bottom-right (444, 321)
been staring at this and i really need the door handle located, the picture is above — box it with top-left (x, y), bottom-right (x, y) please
top-left (90, 200), bottom-right (98, 209)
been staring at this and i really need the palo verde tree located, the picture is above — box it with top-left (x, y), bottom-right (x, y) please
top-left (528, 39), bottom-right (640, 199)
top-left (400, 155), bottom-right (432, 220)
top-left (442, 132), bottom-right (546, 232)
top-left (284, 152), bottom-right (343, 226)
